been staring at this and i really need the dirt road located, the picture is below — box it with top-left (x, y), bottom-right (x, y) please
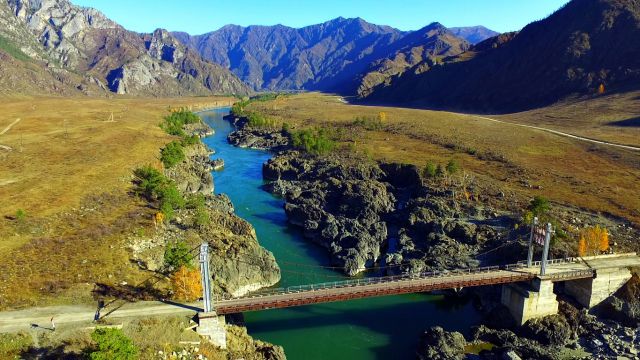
top-left (469, 115), bottom-right (640, 152)
top-left (0, 301), bottom-right (201, 333)
top-left (0, 118), bottom-right (21, 135)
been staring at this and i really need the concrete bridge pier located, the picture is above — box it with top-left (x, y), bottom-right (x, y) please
top-left (564, 267), bottom-right (632, 308)
top-left (501, 278), bottom-right (559, 326)
top-left (197, 311), bottom-right (227, 349)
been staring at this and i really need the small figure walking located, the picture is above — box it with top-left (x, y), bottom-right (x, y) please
top-left (50, 317), bottom-right (55, 331)
top-left (94, 300), bottom-right (104, 323)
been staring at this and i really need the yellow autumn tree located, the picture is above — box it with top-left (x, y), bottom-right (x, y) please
top-left (378, 112), bottom-right (387, 122)
top-left (578, 225), bottom-right (609, 256)
top-left (153, 212), bottom-right (165, 228)
top-left (578, 236), bottom-right (587, 257)
top-left (171, 266), bottom-right (202, 301)
top-left (598, 83), bottom-right (605, 94)
top-left (599, 227), bottom-right (609, 252)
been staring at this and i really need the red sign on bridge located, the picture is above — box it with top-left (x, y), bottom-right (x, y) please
top-left (533, 225), bottom-right (547, 246)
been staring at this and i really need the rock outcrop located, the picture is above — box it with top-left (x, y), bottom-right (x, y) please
top-left (262, 151), bottom-right (507, 275)
top-left (165, 143), bottom-right (215, 195)
top-left (226, 116), bottom-right (290, 151)
top-left (130, 117), bottom-right (280, 297)
top-left (3, 0), bottom-right (251, 96)
top-left (417, 326), bottom-right (466, 360)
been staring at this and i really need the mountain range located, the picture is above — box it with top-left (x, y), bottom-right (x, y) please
top-left (2, 0), bottom-right (637, 114)
top-left (363, 0), bottom-right (640, 112)
top-left (0, 0), bottom-right (497, 98)
top-left (172, 19), bottom-right (485, 92)
top-left (0, 0), bottom-right (250, 96)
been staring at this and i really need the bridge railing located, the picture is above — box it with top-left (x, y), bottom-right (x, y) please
top-left (517, 257), bottom-right (579, 267)
top-left (213, 262), bottom-right (537, 302)
top-left (212, 256), bottom-right (591, 302)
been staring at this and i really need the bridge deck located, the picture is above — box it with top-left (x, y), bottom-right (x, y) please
top-left (214, 254), bottom-right (640, 314)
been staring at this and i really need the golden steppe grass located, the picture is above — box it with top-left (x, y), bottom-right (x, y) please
top-left (246, 92), bottom-right (640, 226)
top-left (496, 90), bottom-right (640, 148)
top-left (0, 96), bottom-right (234, 309)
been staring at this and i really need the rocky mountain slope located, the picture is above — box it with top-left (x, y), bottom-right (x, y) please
top-left (173, 17), bottom-right (407, 91)
top-left (364, 0), bottom-right (640, 112)
top-left (0, 0), bottom-right (96, 95)
top-left (1, 0), bottom-right (250, 96)
top-left (173, 19), bottom-right (492, 93)
top-left (353, 22), bottom-right (469, 98)
top-left (449, 25), bottom-right (499, 44)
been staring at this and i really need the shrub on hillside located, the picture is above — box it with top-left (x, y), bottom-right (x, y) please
top-left (133, 166), bottom-right (166, 201)
top-left (171, 265), bottom-right (202, 301)
top-left (164, 240), bottom-right (193, 272)
top-left (132, 166), bottom-right (184, 220)
top-left (186, 194), bottom-right (211, 229)
top-left (422, 161), bottom-right (438, 178)
top-left (88, 328), bottom-right (137, 360)
top-left (160, 141), bottom-right (185, 168)
top-left (290, 128), bottom-right (335, 155)
top-left (160, 110), bottom-right (200, 136)
top-left (157, 183), bottom-right (184, 220)
top-left (352, 113), bottom-right (385, 131)
top-left (446, 159), bottom-right (460, 175)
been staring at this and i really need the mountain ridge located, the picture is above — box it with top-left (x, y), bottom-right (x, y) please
top-left (172, 19), bottom-right (495, 92)
top-left (363, 0), bottom-right (640, 112)
top-left (1, 0), bottom-right (250, 96)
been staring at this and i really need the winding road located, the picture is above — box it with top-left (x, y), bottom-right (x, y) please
top-left (467, 114), bottom-right (640, 152)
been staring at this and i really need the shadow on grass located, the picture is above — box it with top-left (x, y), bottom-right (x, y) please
top-left (93, 278), bottom-right (166, 303)
top-left (92, 272), bottom-right (168, 320)
top-left (160, 299), bottom-right (202, 312)
top-left (20, 344), bottom-right (82, 360)
top-left (608, 117), bottom-right (640, 127)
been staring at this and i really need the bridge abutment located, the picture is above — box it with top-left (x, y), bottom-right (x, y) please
top-left (197, 311), bottom-right (227, 349)
top-left (564, 267), bottom-right (632, 308)
top-left (501, 279), bottom-right (558, 326)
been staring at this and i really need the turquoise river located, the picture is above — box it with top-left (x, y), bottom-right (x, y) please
top-left (200, 108), bottom-right (482, 360)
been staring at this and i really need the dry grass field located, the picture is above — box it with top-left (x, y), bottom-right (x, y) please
top-left (496, 90), bottom-right (640, 148)
top-left (246, 92), bottom-right (640, 226)
top-left (0, 96), bottom-right (234, 309)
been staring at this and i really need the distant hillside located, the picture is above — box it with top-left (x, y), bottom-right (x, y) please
top-left (1, 0), bottom-right (249, 96)
top-left (174, 17), bottom-right (408, 91)
top-left (449, 26), bottom-right (499, 44)
top-left (364, 0), bottom-right (640, 112)
top-left (353, 23), bottom-right (469, 98)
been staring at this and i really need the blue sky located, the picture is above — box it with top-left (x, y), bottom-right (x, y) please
top-left (72, 0), bottom-right (570, 35)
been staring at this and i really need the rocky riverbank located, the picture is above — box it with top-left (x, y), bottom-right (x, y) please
top-left (226, 116), bottom-right (290, 150)
top-left (225, 114), bottom-right (525, 276)
top-left (131, 138), bottom-right (281, 297)
top-left (129, 112), bottom-right (284, 358)
top-left (226, 114), bottom-right (640, 360)
top-left (262, 150), bottom-right (513, 275)
top-left (418, 282), bottom-right (640, 359)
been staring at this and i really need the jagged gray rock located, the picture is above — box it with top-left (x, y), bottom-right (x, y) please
top-left (4, 0), bottom-right (251, 96)
top-left (417, 326), bottom-right (466, 360)
top-left (261, 150), bottom-right (493, 275)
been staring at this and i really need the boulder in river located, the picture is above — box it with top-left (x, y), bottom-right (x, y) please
top-left (417, 326), bottom-right (466, 360)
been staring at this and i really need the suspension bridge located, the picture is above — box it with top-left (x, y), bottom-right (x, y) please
top-left (210, 254), bottom-right (639, 314)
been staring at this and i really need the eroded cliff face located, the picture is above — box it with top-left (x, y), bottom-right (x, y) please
top-left (8, 0), bottom-right (119, 67)
top-left (130, 121), bottom-right (280, 298)
top-left (4, 0), bottom-right (251, 96)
